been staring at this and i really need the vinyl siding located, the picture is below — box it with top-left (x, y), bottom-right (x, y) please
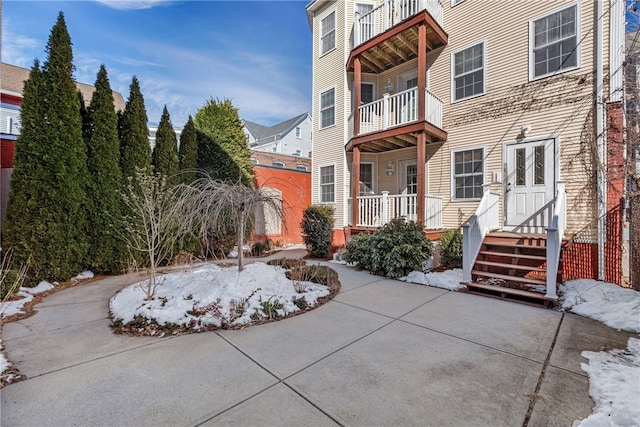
top-left (310, 0), bottom-right (613, 236)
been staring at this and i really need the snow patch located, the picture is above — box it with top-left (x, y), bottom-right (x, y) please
top-left (399, 268), bottom-right (464, 291)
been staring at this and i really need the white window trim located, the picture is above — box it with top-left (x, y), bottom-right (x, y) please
top-left (319, 10), bottom-right (336, 57)
top-left (319, 86), bottom-right (336, 130)
top-left (529, 2), bottom-right (581, 81)
top-left (251, 158), bottom-right (259, 165)
top-left (450, 145), bottom-right (486, 202)
top-left (272, 161), bottom-right (285, 168)
top-left (359, 162), bottom-right (375, 195)
top-left (451, 0), bottom-right (465, 6)
top-left (319, 163), bottom-right (337, 204)
top-left (450, 40), bottom-right (487, 103)
top-left (296, 165), bottom-right (308, 172)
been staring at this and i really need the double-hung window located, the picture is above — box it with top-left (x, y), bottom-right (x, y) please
top-left (320, 11), bottom-right (336, 55)
top-left (320, 88), bottom-right (335, 129)
top-left (452, 148), bottom-right (484, 200)
top-left (320, 165), bottom-right (335, 203)
top-left (531, 4), bottom-right (578, 79)
top-left (295, 126), bottom-right (301, 138)
top-left (452, 42), bottom-right (485, 101)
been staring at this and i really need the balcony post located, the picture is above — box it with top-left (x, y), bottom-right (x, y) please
top-left (417, 132), bottom-right (426, 225)
top-left (418, 23), bottom-right (427, 123)
top-left (381, 191), bottom-right (389, 224)
top-left (383, 93), bottom-right (390, 130)
top-left (352, 146), bottom-right (361, 228)
top-left (383, 0), bottom-right (389, 30)
top-left (354, 57), bottom-right (362, 137)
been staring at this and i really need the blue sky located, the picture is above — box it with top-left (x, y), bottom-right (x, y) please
top-left (2, 0), bottom-right (312, 127)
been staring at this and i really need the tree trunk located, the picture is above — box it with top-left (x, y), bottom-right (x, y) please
top-left (237, 211), bottom-right (245, 272)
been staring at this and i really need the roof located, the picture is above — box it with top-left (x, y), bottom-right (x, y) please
top-left (1, 62), bottom-right (126, 111)
top-left (244, 112), bottom-right (310, 146)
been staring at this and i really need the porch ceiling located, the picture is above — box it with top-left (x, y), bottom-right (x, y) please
top-left (347, 11), bottom-right (447, 74)
top-left (346, 121), bottom-right (446, 153)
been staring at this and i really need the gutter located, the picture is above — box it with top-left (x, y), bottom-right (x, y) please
top-left (596, 0), bottom-right (606, 280)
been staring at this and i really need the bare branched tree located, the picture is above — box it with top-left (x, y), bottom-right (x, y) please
top-left (177, 173), bottom-right (284, 271)
top-left (119, 167), bottom-right (186, 299)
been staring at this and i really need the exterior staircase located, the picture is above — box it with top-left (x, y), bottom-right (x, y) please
top-left (465, 232), bottom-right (565, 307)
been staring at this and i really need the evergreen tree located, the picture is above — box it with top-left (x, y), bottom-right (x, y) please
top-left (178, 115), bottom-right (198, 184)
top-left (119, 76), bottom-right (150, 178)
top-left (152, 105), bottom-right (179, 183)
top-left (3, 13), bottom-right (89, 281)
top-left (194, 98), bottom-right (254, 186)
top-left (86, 65), bottom-right (125, 273)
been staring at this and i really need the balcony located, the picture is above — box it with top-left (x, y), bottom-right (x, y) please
top-left (348, 0), bottom-right (447, 74)
top-left (349, 192), bottom-right (442, 229)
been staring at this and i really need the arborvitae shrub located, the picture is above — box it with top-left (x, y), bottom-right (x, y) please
top-left (301, 205), bottom-right (335, 258)
top-left (344, 218), bottom-right (433, 279)
top-left (439, 228), bottom-right (463, 269)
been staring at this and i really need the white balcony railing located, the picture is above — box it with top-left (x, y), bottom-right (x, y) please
top-left (353, 0), bottom-right (444, 47)
top-left (348, 191), bottom-right (442, 229)
top-left (351, 88), bottom-right (442, 139)
top-left (545, 181), bottom-right (566, 300)
top-left (462, 185), bottom-right (500, 283)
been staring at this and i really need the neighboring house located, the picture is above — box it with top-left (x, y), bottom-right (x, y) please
top-left (148, 123), bottom-right (182, 150)
top-left (306, 0), bottom-right (627, 303)
top-left (243, 112), bottom-right (312, 158)
top-left (251, 150), bottom-right (311, 244)
top-left (0, 62), bottom-right (126, 232)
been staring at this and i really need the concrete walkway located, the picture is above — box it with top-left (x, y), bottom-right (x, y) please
top-left (1, 249), bottom-right (635, 426)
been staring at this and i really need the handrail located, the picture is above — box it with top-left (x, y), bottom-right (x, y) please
top-left (353, 0), bottom-right (444, 47)
top-left (348, 192), bottom-right (442, 229)
top-left (352, 88), bottom-right (442, 138)
top-left (545, 181), bottom-right (566, 300)
top-left (462, 185), bottom-right (500, 282)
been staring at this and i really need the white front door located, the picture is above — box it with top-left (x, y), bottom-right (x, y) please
top-left (504, 138), bottom-right (556, 232)
top-left (400, 161), bottom-right (418, 221)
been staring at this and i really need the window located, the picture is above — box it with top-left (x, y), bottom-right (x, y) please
top-left (320, 88), bottom-right (335, 128)
top-left (295, 126), bottom-right (301, 138)
top-left (452, 42), bottom-right (485, 101)
top-left (356, 3), bottom-right (374, 42)
top-left (320, 11), bottom-right (335, 55)
top-left (452, 148), bottom-right (484, 200)
top-left (251, 158), bottom-right (259, 165)
top-left (531, 4), bottom-right (578, 79)
top-left (361, 82), bottom-right (374, 104)
top-left (272, 161), bottom-right (284, 168)
top-left (359, 163), bottom-right (373, 195)
top-left (452, 0), bottom-right (465, 5)
top-left (320, 165), bottom-right (335, 203)
top-left (296, 165), bottom-right (308, 172)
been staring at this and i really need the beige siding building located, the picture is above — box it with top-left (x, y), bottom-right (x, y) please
top-left (306, 0), bottom-right (627, 301)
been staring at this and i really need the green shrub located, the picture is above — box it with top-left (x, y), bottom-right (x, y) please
top-left (286, 265), bottom-right (339, 287)
top-left (439, 228), bottom-right (463, 269)
top-left (343, 232), bottom-right (373, 271)
top-left (301, 205), bottom-right (335, 258)
top-left (344, 218), bottom-right (433, 279)
top-left (267, 257), bottom-right (306, 270)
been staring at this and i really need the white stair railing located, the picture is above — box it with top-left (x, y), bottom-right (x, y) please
top-left (352, 0), bottom-right (444, 47)
top-left (462, 185), bottom-right (500, 283)
top-left (545, 181), bottom-right (566, 300)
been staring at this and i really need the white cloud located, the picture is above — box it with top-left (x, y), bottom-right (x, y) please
top-left (94, 0), bottom-right (176, 10)
top-left (1, 20), bottom-right (42, 68)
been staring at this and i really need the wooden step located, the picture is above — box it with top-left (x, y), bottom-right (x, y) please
top-left (474, 260), bottom-right (547, 273)
top-left (471, 270), bottom-right (547, 286)
top-left (478, 250), bottom-right (547, 261)
top-left (464, 282), bottom-right (555, 307)
top-left (482, 242), bottom-right (547, 251)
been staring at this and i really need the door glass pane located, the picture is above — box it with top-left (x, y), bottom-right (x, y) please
top-left (515, 148), bottom-right (526, 186)
top-left (406, 164), bottom-right (418, 194)
top-left (359, 163), bottom-right (373, 195)
top-left (534, 145), bottom-right (545, 185)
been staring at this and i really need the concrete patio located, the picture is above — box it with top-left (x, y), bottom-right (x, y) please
top-left (1, 251), bottom-right (634, 426)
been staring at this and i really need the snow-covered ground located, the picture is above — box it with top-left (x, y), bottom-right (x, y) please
top-left (2, 263), bottom-right (639, 426)
top-left (110, 262), bottom-right (330, 332)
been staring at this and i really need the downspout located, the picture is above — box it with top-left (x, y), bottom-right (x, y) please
top-left (596, 0), bottom-right (606, 281)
